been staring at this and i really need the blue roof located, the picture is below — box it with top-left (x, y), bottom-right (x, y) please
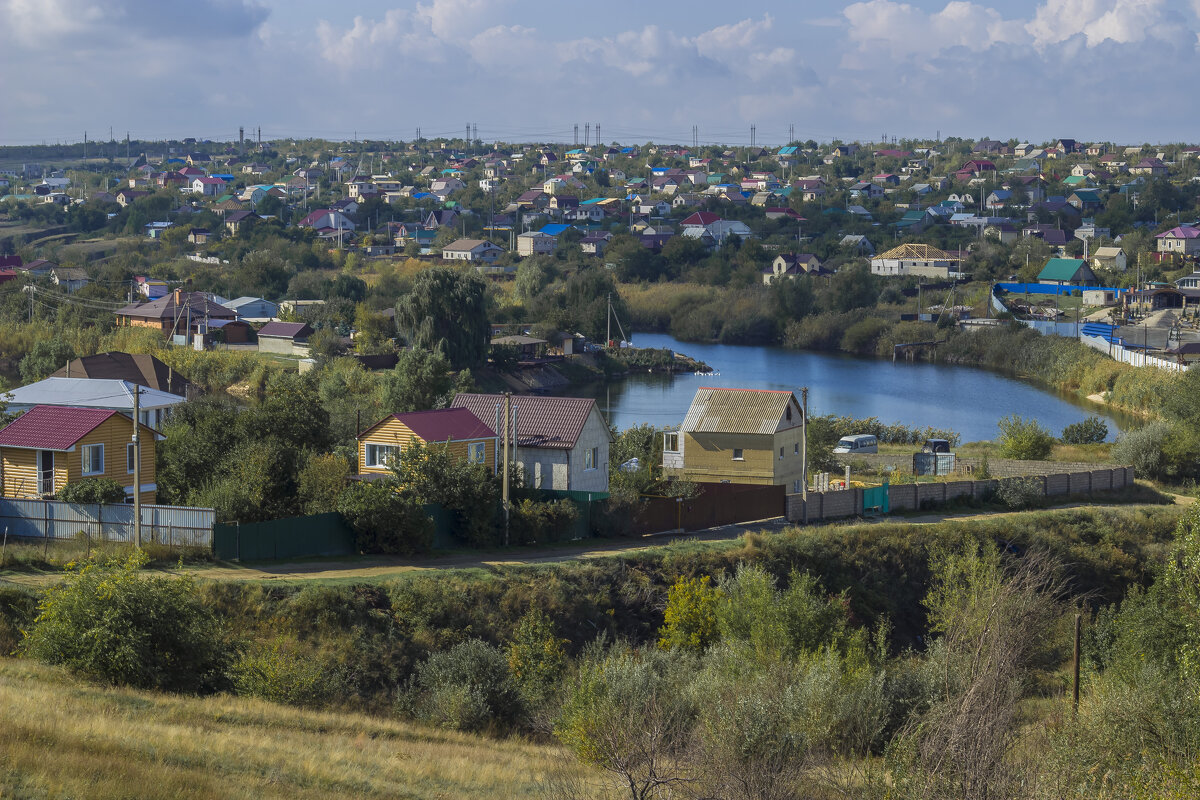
top-left (412, 192), bottom-right (433, 199)
top-left (210, 174), bottom-right (234, 181)
top-left (540, 223), bottom-right (572, 236)
top-left (580, 197), bottom-right (605, 205)
top-left (778, 146), bottom-right (799, 155)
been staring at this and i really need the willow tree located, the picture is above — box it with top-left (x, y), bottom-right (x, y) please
top-left (396, 266), bottom-right (490, 368)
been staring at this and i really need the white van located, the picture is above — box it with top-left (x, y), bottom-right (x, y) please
top-left (833, 434), bottom-right (878, 454)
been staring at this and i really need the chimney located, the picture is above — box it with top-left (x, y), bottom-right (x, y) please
top-left (173, 288), bottom-right (182, 305)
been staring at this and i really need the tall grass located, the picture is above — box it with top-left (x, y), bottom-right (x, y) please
top-left (0, 658), bottom-right (583, 800)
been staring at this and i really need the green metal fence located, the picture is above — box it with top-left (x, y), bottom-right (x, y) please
top-left (213, 512), bottom-right (358, 561)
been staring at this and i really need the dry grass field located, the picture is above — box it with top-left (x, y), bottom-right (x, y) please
top-left (0, 659), bottom-right (583, 799)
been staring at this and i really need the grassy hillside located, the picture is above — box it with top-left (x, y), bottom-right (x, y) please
top-left (0, 659), bottom-right (580, 800)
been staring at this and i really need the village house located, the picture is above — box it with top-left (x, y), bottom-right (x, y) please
top-left (52, 351), bottom-right (196, 399)
top-left (357, 408), bottom-right (496, 477)
top-left (451, 393), bottom-right (612, 493)
top-left (870, 244), bottom-right (961, 279)
top-left (441, 238), bottom-right (505, 264)
top-left (116, 289), bottom-right (242, 341)
top-left (762, 253), bottom-right (824, 284)
top-left (4, 378), bottom-right (184, 431)
top-left (0, 405), bottom-right (162, 503)
top-left (256, 321), bottom-right (313, 354)
top-left (517, 231), bottom-right (557, 257)
top-left (1156, 226), bottom-right (1200, 257)
top-left (662, 387), bottom-right (806, 491)
top-left (1037, 257), bottom-right (1097, 286)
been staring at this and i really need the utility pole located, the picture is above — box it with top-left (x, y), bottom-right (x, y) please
top-left (132, 384), bottom-right (142, 549)
top-left (606, 292), bottom-right (612, 346)
top-left (801, 387), bottom-right (809, 524)
top-left (502, 393), bottom-right (512, 546)
top-left (1072, 612), bottom-right (1082, 714)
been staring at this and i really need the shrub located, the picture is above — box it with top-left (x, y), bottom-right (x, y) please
top-left (997, 414), bottom-right (1054, 460)
top-left (507, 608), bottom-right (567, 709)
top-left (22, 551), bottom-right (227, 692)
top-left (1062, 416), bottom-right (1108, 445)
top-left (1111, 421), bottom-right (1172, 480)
top-left (410, 639), bottom-right (522, 732)
top-left (336, 481), bottom-right (433, 555)
top-left (658, 575), bottom-right (721, 653)
top-left (994, 476), bottom-right (1044, 509)
top-left (229, 639), bottom-right (339, 707)
top-left (56, 478), bottom-right (127, 505)
top-left (509, 498), bottom-right (579, 544)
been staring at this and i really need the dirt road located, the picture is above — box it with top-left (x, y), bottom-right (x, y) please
top-left (1, 496), bottom-right (1188, 588)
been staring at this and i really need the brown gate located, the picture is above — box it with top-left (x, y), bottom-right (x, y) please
top-left (632, 482), bottom-right (785, 535)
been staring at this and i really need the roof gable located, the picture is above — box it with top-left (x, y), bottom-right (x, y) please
top-left (367, 407), bottom-right (496, 443)
top-left (680, 387), bottom-right (801, 435)
top-left (451, 393), bottom-right (609, 450)
top-left (0, 405), bottom-right (118, 450)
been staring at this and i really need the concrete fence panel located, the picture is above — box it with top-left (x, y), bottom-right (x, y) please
top-left (1045, 474), bottom-right (1071, 496)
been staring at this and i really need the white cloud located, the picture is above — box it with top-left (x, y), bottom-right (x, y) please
top-left (843, 1), bottom-right (1027, 58)
top-left (1026, 0), bottom-right (1166, 47)
top-left (1, 0), bottom-right (267, 46)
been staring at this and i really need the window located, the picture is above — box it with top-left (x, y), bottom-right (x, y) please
top-left (81, 443), bottom-right (104, 476)
top-left (664, 433), bottom-right (679, 452)
top-left (732, 448), bottom-right (744, 461)
top-left (794, 443), bottom-right (800, 455)
top-left (127, 443), bottom-right (136, 474)
top-left (364, 443), bottom-right (400, 469)
top-left (779, 446), bottom-right (784, 460)
top-left (584, 446), bottom-right (598, 470)
top-left (468, 442), bottom-right (486, 464)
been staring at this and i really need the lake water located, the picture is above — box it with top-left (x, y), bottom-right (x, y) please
top-left (581, 333), bottom-right (1130, 443)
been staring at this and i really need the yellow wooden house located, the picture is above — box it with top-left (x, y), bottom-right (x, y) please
top-left (357, 407), bottom-right (497, 476)
top-left (0, 405), bottom-right (163, 504)
top-left (663, 387), bottom-right (806, 490)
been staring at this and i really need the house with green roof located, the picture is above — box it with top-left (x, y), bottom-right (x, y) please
top-left (1068, 189), bottom-right (1102, 212)
top-left (1037, 258), bottom-right (1097, 286)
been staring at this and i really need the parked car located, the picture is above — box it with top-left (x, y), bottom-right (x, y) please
top-left (833, 434), bottom-right (878, 454)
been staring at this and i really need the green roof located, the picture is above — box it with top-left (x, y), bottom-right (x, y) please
top-left (1063, 175), bottom-right (1087, 186)
top-left (1038, 258), bottom-right (1087, 281)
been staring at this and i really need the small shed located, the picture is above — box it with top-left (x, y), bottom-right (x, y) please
top-left (1037, 258), bottom-right (1097, 286)
top-left (257, 321), bottom-right (313, 354)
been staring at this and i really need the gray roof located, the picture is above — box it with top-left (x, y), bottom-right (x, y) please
top-left (5, 377), bottom-right (186, 412)
top-left (680, 387), bottom-right (802, 435)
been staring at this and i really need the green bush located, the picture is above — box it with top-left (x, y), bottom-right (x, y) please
top-left (229, 639), bottom-right (339, 707)
top-left (336, 481), bottom-right (433, 555)
top-left (56, 478), bottom-right (128, 505)
top-left (997, 414), bottom-right (1054, 460)
top-left (22, 551), bottom-right (227, 692)
top-left (1111, 421), bottom-right (1172, 480)
top-left (509, 498), bottom-right (579, 544)
top-left (1062, 416), bottom-right (1108, 445)
top-left (994, 476), bottom-right (1045, 509)
top-left (409, 639), bottom-right (522, 732)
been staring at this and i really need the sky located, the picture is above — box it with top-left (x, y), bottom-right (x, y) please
top-left (2, 0), bottom-right (1199, 147)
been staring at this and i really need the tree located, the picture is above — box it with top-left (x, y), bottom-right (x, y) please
top-left (395, 267), bottom-right (489, 368)
top-left (296, 452), bottom-right (350, 515)
top-left (336, 480), bottom-right (433, 555)
top-left (19, 338), bottom-right (75, 383)
top-left (379, 348), bottom-right (455, 413)
top-left (996, 414), bottom-right (1054, 460)
top-left (1061, 416), bottom-right (1108, 445)
top-left (391, 440), bottom-right (501, 546)
top-left (232, 249), bottom-right (292, 298)
top-left (555, 650), bottom-right (696, 800)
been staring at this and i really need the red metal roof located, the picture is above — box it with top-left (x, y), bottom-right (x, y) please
top-left (451, 393), bottom-right (605, 450)
top-left (385, 407), bottom-right (495, 442)
top-left (0, 406), bottom-right (118, 450)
